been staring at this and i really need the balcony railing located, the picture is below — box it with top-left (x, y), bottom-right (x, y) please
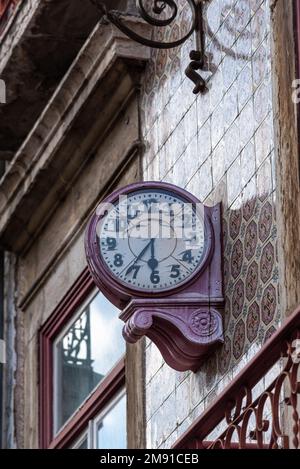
top-left (0, 0), bottom-right (19, 34)
top-left (174, 306), bottom-right (300, 449)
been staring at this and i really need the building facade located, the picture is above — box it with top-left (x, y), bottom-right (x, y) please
top-left (0, 0), bottom-right (300, 449)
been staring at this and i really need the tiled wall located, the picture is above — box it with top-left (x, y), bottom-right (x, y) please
top-left (141, 0), bottom-right (280, 448)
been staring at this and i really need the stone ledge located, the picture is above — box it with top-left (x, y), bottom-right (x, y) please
top-left (0, 17), bottom-right (150, 253)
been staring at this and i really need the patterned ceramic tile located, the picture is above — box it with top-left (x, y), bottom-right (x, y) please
top-left (243, 197), bottom-right (256, 221)
top-left (260, 242), bottom-right (275, 283)
top-left (246, 302), bottom-right (260, 342)
top-left (245, 261), bottom-right (259, 301)
top-left (229, 208), bottom-right (242, 240)
top-left (232, 278), bottom-right (245, 319)
top-left (218, 336), bottom-right (231, 374)
top-left (258, 201), bottom-right (272, 242)
top-left (233, 319), bottom-right (246, 360)
top-left (244, 221), bottom-right (258, 260)
top-left (261, 283), bottom-right (277, 325)
top-left (264, 325), bottom-right (277, 342)
top-left (231, 239), bottom-right (243, 279)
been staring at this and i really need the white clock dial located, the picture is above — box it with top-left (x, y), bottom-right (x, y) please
top-left (99, 189), bottom-right (206, 292)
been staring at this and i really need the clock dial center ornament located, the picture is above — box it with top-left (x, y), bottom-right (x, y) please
top-left (85, 182), bottom-right (224, 372)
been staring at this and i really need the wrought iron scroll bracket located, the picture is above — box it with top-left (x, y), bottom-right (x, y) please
top-left (91, 0), bottom-right (209, 94)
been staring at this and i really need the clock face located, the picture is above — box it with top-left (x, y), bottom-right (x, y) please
top-left (98, 188), bottom-right (207, 293)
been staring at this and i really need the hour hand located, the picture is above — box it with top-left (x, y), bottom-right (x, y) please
top-left (147, 239), bottom-right (158, 271)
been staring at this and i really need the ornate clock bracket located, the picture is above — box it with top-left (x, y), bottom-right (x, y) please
top-left (91, 0), bottom-right (210, 94)
top-left (121, 301), bottom-right (223, 372)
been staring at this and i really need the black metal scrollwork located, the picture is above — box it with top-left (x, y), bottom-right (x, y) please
top-left (91, 0), bottom-right (208, 94)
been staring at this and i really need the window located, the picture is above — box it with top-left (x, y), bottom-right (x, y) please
top-left (39, 268), bottom-right (126, 449)
top-left (71, 391), bottom-right (126, 449)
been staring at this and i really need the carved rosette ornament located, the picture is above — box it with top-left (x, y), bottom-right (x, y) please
top-left (85, 182), bottom-right (224, 372)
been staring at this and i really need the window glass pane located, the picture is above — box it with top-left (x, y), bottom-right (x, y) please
top-left (77, 438), bottom-right (88, 450)
top-left (97, 394), bottom-right (127, 449)
top-left (54, 291), bottom-right (125, 433)
top-left (72, 434), bottom-right (88, 449)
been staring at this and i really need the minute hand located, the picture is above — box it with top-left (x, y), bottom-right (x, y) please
top-left (122, 239), bottom-right (153, 277)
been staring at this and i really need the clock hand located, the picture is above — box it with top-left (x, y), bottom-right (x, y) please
top-left (147, 238), bottom-right (159, 271)
top-left (170, 255), bottom-right (192, 273)
top-left (120, 239), bottom-right (153, 276)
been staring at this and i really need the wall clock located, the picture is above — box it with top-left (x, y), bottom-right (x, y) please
top-left (85, 181), bottom-right (224, 372)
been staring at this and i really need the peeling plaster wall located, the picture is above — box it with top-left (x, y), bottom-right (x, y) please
top-left (141, 0), bottom-right (281, 448)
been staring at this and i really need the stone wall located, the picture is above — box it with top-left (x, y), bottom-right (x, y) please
top-left (141, 0), bottom-right (280, 448)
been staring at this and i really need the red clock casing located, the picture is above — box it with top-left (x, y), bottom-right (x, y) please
top-left (85, 181), bottom-right (224, 372)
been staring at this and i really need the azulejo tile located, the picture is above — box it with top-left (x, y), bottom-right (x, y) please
top-left (218, 336), bottom-right (232, 374)
top-left (224, 295), bottom-right (231, 331)
top-left (260, 241), bottom-right (275, 283)
top-left (245, 261), bottom-right (259, 301)
top-left (168, 24), bottom-right (180, 61)
top-left (258, 201), bottom-right (272, 242)
top-left (233, 319), bottom-right (246, 360)
top-left (232, 279), bottom-right (245, 319)
top-left (231, 239), bottom-right (243, 279)
top-left (264, 325), bottom-right (277, 342)
top-left (246, 302), bottom-right (260, 342)
top-left (223, 256), bottom-right (230, 285)
top-left (244, 220), bottom-right (258, 260)
top-left (156, 49), bottom-right (169, 79)
top-left (229, 208), bottom-right (242, 240)
top-left (261, 283), bottom-right (277, 325)
top-left (243, 197), bottom-right (256, 221)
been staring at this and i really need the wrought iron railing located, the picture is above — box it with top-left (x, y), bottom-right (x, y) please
top-left (0, 0), bottom-right (19, 34)
top-left (174, 306), bottom-right (300, 449)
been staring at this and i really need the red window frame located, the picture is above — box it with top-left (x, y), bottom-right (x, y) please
top-left (39, 267), bottom-right (125, 449)
top-left (0, 0), bottom-right (18, 31)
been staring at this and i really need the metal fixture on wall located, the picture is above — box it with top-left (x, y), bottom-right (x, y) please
top-left (91, 0), bottom-right (209, 94)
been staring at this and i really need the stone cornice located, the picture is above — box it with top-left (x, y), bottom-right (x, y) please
top-left (0, 17), bottom-right (150, 253)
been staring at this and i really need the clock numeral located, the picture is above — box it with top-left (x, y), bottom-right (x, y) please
top-left (106, 237), bottom-right (117, 251)
top-left (150, 270), bottom-right (160, 285)
top-left (182, 250), bottom-right (194, 264)
top-left (126, 265), bottom-right (141, 280)
top-left (170, 265), bottom-right (180, 278)
top-left (114, 254), bottom-right (123, 267)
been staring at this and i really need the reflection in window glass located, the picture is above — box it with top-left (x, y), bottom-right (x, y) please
top-left (73, 435), bottom-right (88, 449)
top-left (97, 394), bottom-right (127, 449)
top-left (54, 291), bottom-right (125, 433)
top-left (77, 438), bottom-right (88, 449)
